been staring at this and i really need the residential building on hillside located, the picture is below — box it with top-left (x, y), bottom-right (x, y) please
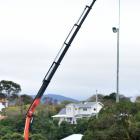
top-left (0, 103), bottom-right (5, 112)
top-left (0, 99), bottom-right (8, 112)
top-left (52, 102), bottom-right (103, 124)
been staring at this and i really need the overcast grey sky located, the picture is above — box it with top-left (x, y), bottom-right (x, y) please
top-left (0, 0), bottom-right (140, 100)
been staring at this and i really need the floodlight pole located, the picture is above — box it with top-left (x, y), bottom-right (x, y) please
top-left (112, 27), bottom-right (120, 103)
top-left (116, 28), bottom-right (119, 103)
top-left (112, 0), bottom-right (120, 103)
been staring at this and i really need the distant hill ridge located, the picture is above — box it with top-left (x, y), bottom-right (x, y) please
top-left (30, 94), bottom-right (79, 104)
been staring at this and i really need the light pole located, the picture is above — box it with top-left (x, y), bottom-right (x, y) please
top-left (112, 27), bottom-right (120, 103)
top-left (112, 0), bottom-right (120, 103)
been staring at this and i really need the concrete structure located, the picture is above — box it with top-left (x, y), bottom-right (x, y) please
top-left (52, 102), bottom-right (103, 124)
top-left (61, 134), bottom-right (83, 140)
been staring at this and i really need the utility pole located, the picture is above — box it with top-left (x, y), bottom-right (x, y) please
top-left (112, 0), bottom-right (120, 103)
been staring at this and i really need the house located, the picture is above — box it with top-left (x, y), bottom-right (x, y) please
top-left (0, 103), bottom-right (5, 112)
top-left (0, 99), bottom-right (8, 112)
top-left (52, 102), bottom-right (103, 124)
top-left (61, 134), bottom-right (83, 140)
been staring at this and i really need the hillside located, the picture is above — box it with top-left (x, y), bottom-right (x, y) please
top-left (31, 94), bottom-right (79, 104)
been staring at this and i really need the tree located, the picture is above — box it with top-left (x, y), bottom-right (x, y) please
top-left (1, 134), bottom-right (11, 140)
top-left (119, 94), bottom-right (130, 102)
top-left (10, 93), bottom-right (19, 100)
top-left (75, 119), bottom-right (89, 134)
top-left (11, 133), bottom-right (23, 140)
top-left (104, 93), bottom-right (130, 102)
top-left (82, 101), bottom-right (140, 140)
top-left (135, 96), bottom-right (140, 103)
top-left (0, 126), bottom-right (12, 138)
top-left (87, 94), bottom-right (104, 102)
top-left (20, 94), bottom-right (33, 105)
top-left (30, 134), bottom-right (46, 140)
top-left (0, 80), bottom-right (21, 105)
top-left (0, 80), bottom-right (21, 97)
top-left (1, 131), bottom-right (23, 139)
top-left (103, 93), bottom-right (116, 101)
top-left (58, 121), bottom-right (74, 139)
top-left (0, 93), bottom-right (6, 99)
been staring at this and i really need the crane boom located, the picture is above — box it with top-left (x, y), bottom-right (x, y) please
top-left (24, 1), bottom-right (97, 139)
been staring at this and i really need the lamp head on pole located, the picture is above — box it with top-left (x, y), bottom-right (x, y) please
top-left (112, 27), bottom-right (118, 33)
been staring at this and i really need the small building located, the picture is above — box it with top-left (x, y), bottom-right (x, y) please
top-left (0, 103), bottom-right (5, 112)
top-left (52, 102), bottom-right (103, 124)
top-left (0, 99), bottom-right (8, 112)
top-left (61, 134), bottom-right (83, 140)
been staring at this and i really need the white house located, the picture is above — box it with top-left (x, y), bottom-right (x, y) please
top-left (0, 103), bottom-right (5, 112)
top-left (52, 102), bottom-right (103, 124)
top-left (0, 99), bottom-right (8, 112)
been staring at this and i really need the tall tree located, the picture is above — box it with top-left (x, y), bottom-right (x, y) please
top-left (0, 80), bottom-right (21, 98)
top-left (0, 80), bottom-right (21, 107)
top-left (87, 94), bottom-right (104, 102)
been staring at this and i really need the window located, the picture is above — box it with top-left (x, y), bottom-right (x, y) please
top-left (67, 107), bottom-right (71, 111)
top-left (83, 108), bottom-right (87, 111)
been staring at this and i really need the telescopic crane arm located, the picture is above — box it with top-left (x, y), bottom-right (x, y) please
top-left (24, 0), bottom-right (97, 139)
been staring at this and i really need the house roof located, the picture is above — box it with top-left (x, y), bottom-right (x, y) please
top-left (61, 134), bottom-right (83, 140)
top-left (67, 102), bottom-right (103, 108)
top-left (58, 108), bottom-right (66, 115)
top-left (52, 108), bottom-right (70, 118)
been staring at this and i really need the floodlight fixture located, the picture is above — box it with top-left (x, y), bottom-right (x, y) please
top-left (112, 27), bottom-right (118, 33)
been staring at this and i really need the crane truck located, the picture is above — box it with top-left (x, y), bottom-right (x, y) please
top-left (24, 0), bottom-right (97, 139)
